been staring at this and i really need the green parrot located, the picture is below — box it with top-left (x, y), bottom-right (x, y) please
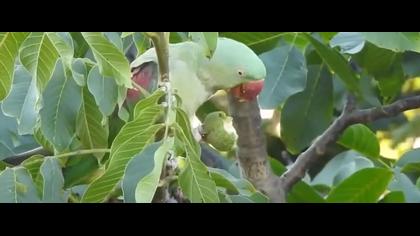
top-left (129, 37), bottom-right (266, 119)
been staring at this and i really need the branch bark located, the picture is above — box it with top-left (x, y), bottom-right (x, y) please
top-left (228, 93), bottom-right (420, 203)
top-left (280, 94), bottom-right (420, 194)
top-left (227, 93), bottom-right (286, 202)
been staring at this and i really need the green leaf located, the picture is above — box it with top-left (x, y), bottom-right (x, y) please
top-left (337, 124), bottom-right (380, 159)
top-left (361, 32), bottom-right (420, 53)
top-left (287, 181), bottom-right (326, 203)
top-left (40, 60), bottom-right (82, 152)
top-left (77, 87), bottom-right (109, 161)
top-left (1, 66), bottom-right (39, 135)
top-left (122, 142), bottom-right (161, 203)
top-left (396, 148), bottom-right (420, 170)
top-left (330, 32), bottom-right (365, 54)
top-left (40, 157), bottom-right (66, 203)
top-left (121, 32), bottom-right (134, 38)
top-left (0, 32), bottom-right (29, 101)
top-left (228, 192), bottom-right (270, 203)
top-left (176, 108), bottom-right (219, 203)
top-left (281, 64), bottom-right (333, 154)
top-left (354, 42), bottom-right (404, 98)
top-left (135, 137), bottom-right (174, 203)
top-left (62, 155), bottom-right (101, 188)
top-left (33, 127), bottom-right (54, 153)
top-left (220, 32), bottom-right (287, 54)
top-left (208, 168), bottom-right (257, 195)
top-left (380, 191), bottom-right (405, 203)
top-left (87, 66), bottom-right (119, 117)
top-left (312, 151), bottom-right (374, 187)
top-left (70, 32), bottom-right (90, 58)
top-left (259, 43), bottom-right (307, 108)
top-left (396, 149), bottom-right (420, 179)
top-left (326, 168), bottom-right (393, 203)
top-left (0, 161), bottom-right (7, 171)
top-left (82, 95), bottom-right (164, 202)
top-left (0, 167), bottom-right (41, 203)
top-left (304, 33), bottom-right (360, 96)
top-left (19, 32), bottom-right (60, 91)
top-left (388, 169), bottom-right (420, 203)
top-left (133, 89), bottom-right (165, 118)
top-left (270, 158), bottom-right (287, 176)
top-left (22, 154), bottom-right (44, 180)
top-left (189, 32), bottom-right (218, 58)
top-left (47, 32), bottom-right (74, 68)
top-left (133, 32), bottom-right (150, 57)
top-left (81, 32), bottom-right (131, 88)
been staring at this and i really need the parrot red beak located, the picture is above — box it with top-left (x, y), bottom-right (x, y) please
top-left (230, 80), bottom-right (264, 102)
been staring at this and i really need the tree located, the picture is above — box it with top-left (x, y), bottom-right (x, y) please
top-left (1, 32), bottom-right (420, 203)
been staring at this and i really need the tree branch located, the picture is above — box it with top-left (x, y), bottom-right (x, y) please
top-left (279, 94), bottom-right (420, 193)
top-left (144, 32), bottom-right (172, 203)
top-left (227, 93), bottom-right (286, 202)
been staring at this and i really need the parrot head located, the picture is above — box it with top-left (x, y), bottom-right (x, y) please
top-left (206, 38), bottom-right (266, 101)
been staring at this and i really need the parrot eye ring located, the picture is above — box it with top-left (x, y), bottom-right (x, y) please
top-left (237, 69), bottom-right (245, 77)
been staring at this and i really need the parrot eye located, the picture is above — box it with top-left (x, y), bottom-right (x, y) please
top-left (237, 69), bottom-right (245, 77)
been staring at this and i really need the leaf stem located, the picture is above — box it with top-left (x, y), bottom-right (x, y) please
top-left (53, 149), bottom-right (110, 159)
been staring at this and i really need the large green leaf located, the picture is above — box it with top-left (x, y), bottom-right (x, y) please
top-left (81, 32), bottom-right (131, 88)
top-left (19, 32), bottom-right (60, 91)
top-left (395, 149), bottom-right (420, 180)
top-left (208, 168), bottom-right (258, 195)
top-left (287, 181), bottom-right (326, 203)
top-left (40, 157), bottom-right (66, 203)
top-left (189, 32), bottom-right (218, 58)
top-left (380, 191), bottom-right (405, 203)
top-left (176, 108), bottom-right (219, 203)
top-left (40, 60), bottom-right (82, 152)
top-left (220, 32), bottom-right (287, 54)
top-left (47, 32), bottom-right (74, 68)
top-left (337, 124), bottom-right (380, 159)
top-left (0, 167), bottom-right (41, 203)
top-left (133, 32), bottom-right (150, 57)
top-left (1, 66), bottom-right (39, 135)
top-left (87, 66), bottom-right (119, 117)
top-left (122, 142), bottom-right (161, 203)
top-left (354, 42), bottom-right (404, 98)
top-left (330, 32), bottom-right (365, 54)
top-left (305, 34), bottom-right (360, 96)
top-left (388, 169), bottom-right (420, 203)
top-left (281, 64), bottom-right (333, 154)
top-left (135, 137), bottom-right (174, 203)
top-left (21, 154), bottom-right (44, 180)
top-left (70, 32), bottom-right (90, 58)
top-left (62, 155), bottom-right (101, 188)
top-left (82, 93), bottom-right (164, 202)
top-left (0, 105), bottom-right (40, 160)
top-left (361, 32), bottom-right (420, 53)
top-left (312, 151), bottom-right (374, 187)
top-left (0, 32), bottom-right (29, 101)
top-left (259, 43), bottom-right (307, 108)
top-left (77, 87), bottom-right (109, 161)
top-left (326, 168), bottom-right (393, 203)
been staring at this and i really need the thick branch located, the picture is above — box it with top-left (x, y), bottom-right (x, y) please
top-left (280, 94), bottom-right (420, 192)
top-left (228, 94), bottom-right (286, 202)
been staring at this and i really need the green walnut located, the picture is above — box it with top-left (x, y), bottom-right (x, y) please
top-left (202, 111), bottom-right (237, 152)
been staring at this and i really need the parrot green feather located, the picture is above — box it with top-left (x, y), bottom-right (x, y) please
top-left (130, 37), bottom-right (266, 118)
